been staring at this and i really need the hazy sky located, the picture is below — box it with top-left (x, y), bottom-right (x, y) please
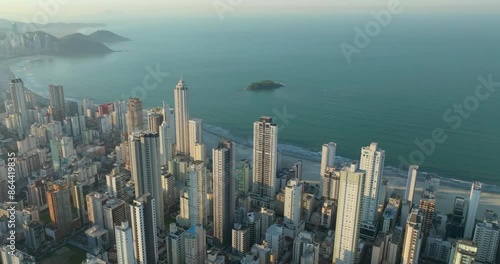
top-left (1, 0), bottom-right (499, 21)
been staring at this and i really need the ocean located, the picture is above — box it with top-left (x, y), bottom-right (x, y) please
top-left (8, 13), bottom-right (500, 184)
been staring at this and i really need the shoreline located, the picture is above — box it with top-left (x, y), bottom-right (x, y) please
top-left (203, 128), bottom-right (500, 216)
top-left (4, 56), bottom-right (500, 199)
top-left (0, 55), bottom-right (51, 105)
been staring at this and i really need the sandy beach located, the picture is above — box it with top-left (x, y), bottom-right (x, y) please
top-left (0, 56), bottom-right (50, 107)
top-left (3, 55), bottom-right (500, 219)
top-left (203, 130), bottom-right (500, 217)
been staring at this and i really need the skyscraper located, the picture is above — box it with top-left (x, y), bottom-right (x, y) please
top-left (72, 183), bottom-right (86, 226)
top-left (472, 210), bottom-right (500, 263)
top-left (450, 197), bottom-right (466, 236)
top-left (212, 139), bottom-right (236, 247)
top-left (333, 162), bottom-right (365, 264)
top-left (130, 193), bottom-right (158, 264)
top-left (82, 98), bottom-right (95, 118)
top-left (320, 142), bottom-right (336, 176)
top-left (320, 200), bottom-right (335, 229)
top-left (235, 159), bottom-right (252, 195)
top-left (358, 142), bottom-right (385, 239)
top-left (322, 168), bottom-right (340, 201)
top-left (449, 240), bottom-right (477, 264)
top-left (113, 100), bottom-right (128, 132)
top-left (46, 180), bottom-right (73, 239)
top-left (60, 136), bottom-right (74, 159)
top-left (22, 219), bottom-right (45, 252)
top-left (192, 142), bottom-right (206, 163)
top-left (115, 221), bottom-right (134, 264)
top-left (291, 161), bottom-right (303, 180)
top-left (187, 161), bottom-right (207, 227)
top-left (419, 198), bottom-right (435, 241)
top-left (127, 98), bottom-right (143, 134)
top-left (252, 116), bottom-right (278, 199)
top-left (293, 231), bottom-right (319, 264)
top-left (168, 223), bottom-right (186, 264)
top-left (401, 209), bottom-right (423, 264)
top-left (48, 84), bottom-right (65, 122)
top-left (284, 178), bottom-right (303, 226)
top-left (106, 167), bottom-right (127, 200)
top-left (103, 198), bottom-right (127, 241)
top-left (184, 224), bottom-right (207, 263)
top-left (147, 108), bottom-right (163, 133)
top-left (464, 182), bottom-right (481, 239)
top-left (159, 103), bottom-right (175, 165)
top-left (161, 167), bottom-right (176, 213)
top-left (174, 79), bottom-right (190, 155)
top-left (129, 131), bottom-right (164, 230)
top-left (9, 79), bottom-right (28, 137)
top-left (189, 118), bottom-right (203, 159)
top-left (232, 224), bottom-right (250, 256)
top-left (86, 192), bottom-right (109, 228)
top-left (404, 165), bottom-right (418, 204)
top-left (265, 224), bottom-right (285, 261)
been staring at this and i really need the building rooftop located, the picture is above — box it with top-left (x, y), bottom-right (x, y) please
top-left (383, 204), bottom-right (397, 220)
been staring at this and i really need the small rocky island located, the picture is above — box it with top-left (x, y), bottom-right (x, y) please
top-left (246, 80), bottom-right (284, 91)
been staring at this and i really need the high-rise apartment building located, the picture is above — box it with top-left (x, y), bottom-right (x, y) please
top-left (404, 165), bottom-right (418, 204)
top-left (320, 142), bottom-right (336, 176)
top-left (46, 180), bottom-right (73, 239)
top-left (449, 240), bottom-right (477, 264)
top-left (127, 98), bottom-right (143, 134)
top-left (189, 118), bottom-right (203, 159)
top-left (284, 178), bottom-right (303, 226)
top-left (358, 142), bottom-right (385, 239)
top-left (473, 210), bottom-right (500, 263)
top-left (401, 209), bottom-right (423, 264)
top-left (86, 192), bottom-right (109, 228)
top-left (130, 193), bottom-right (158, 264)
top-left (159, 103), bottom-right (175, 164)
top-left (333, 162), bottom-right (365, 264)
top-left (252, 117), bottom-right (278, 199)
top-left (187, 161), bottom-right (207, 227)
top-left (147, 108), bottom-right (163, 133)
top-left (129, 131), bottom-right (164, 230)
top-left (106, 167), bottom-right (128, 200)
top-left (115, 221), bottom-right (134, 264)
top-left (464, 182), bottom-right (481, 239)
top-left (232, 224), bottom-right (250, 256)
top-left (174, 79), bottom-right (190, 155)
top-left (103, 198), bottom-right (127, 241)
top-left (419, 198), bottom-right (435, 240)
top-left (48, 84), bottom-right (65, 122)
top-left (9, 79), bottom-right (28, 137)
top-left (212, 139), bottom-right (236, 246)
top-left (236, 160), bottom-right (252, 195)
top-left (322, 168), bottom-right (340, 201)
top-left (184, 224), bottom-right (207, 264)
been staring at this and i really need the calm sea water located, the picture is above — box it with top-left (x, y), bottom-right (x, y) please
top-left (12, 13), bottom-right (500, 184)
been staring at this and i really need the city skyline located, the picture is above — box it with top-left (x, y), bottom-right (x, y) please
top-left (0, 76), bottom-right (498, 263)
